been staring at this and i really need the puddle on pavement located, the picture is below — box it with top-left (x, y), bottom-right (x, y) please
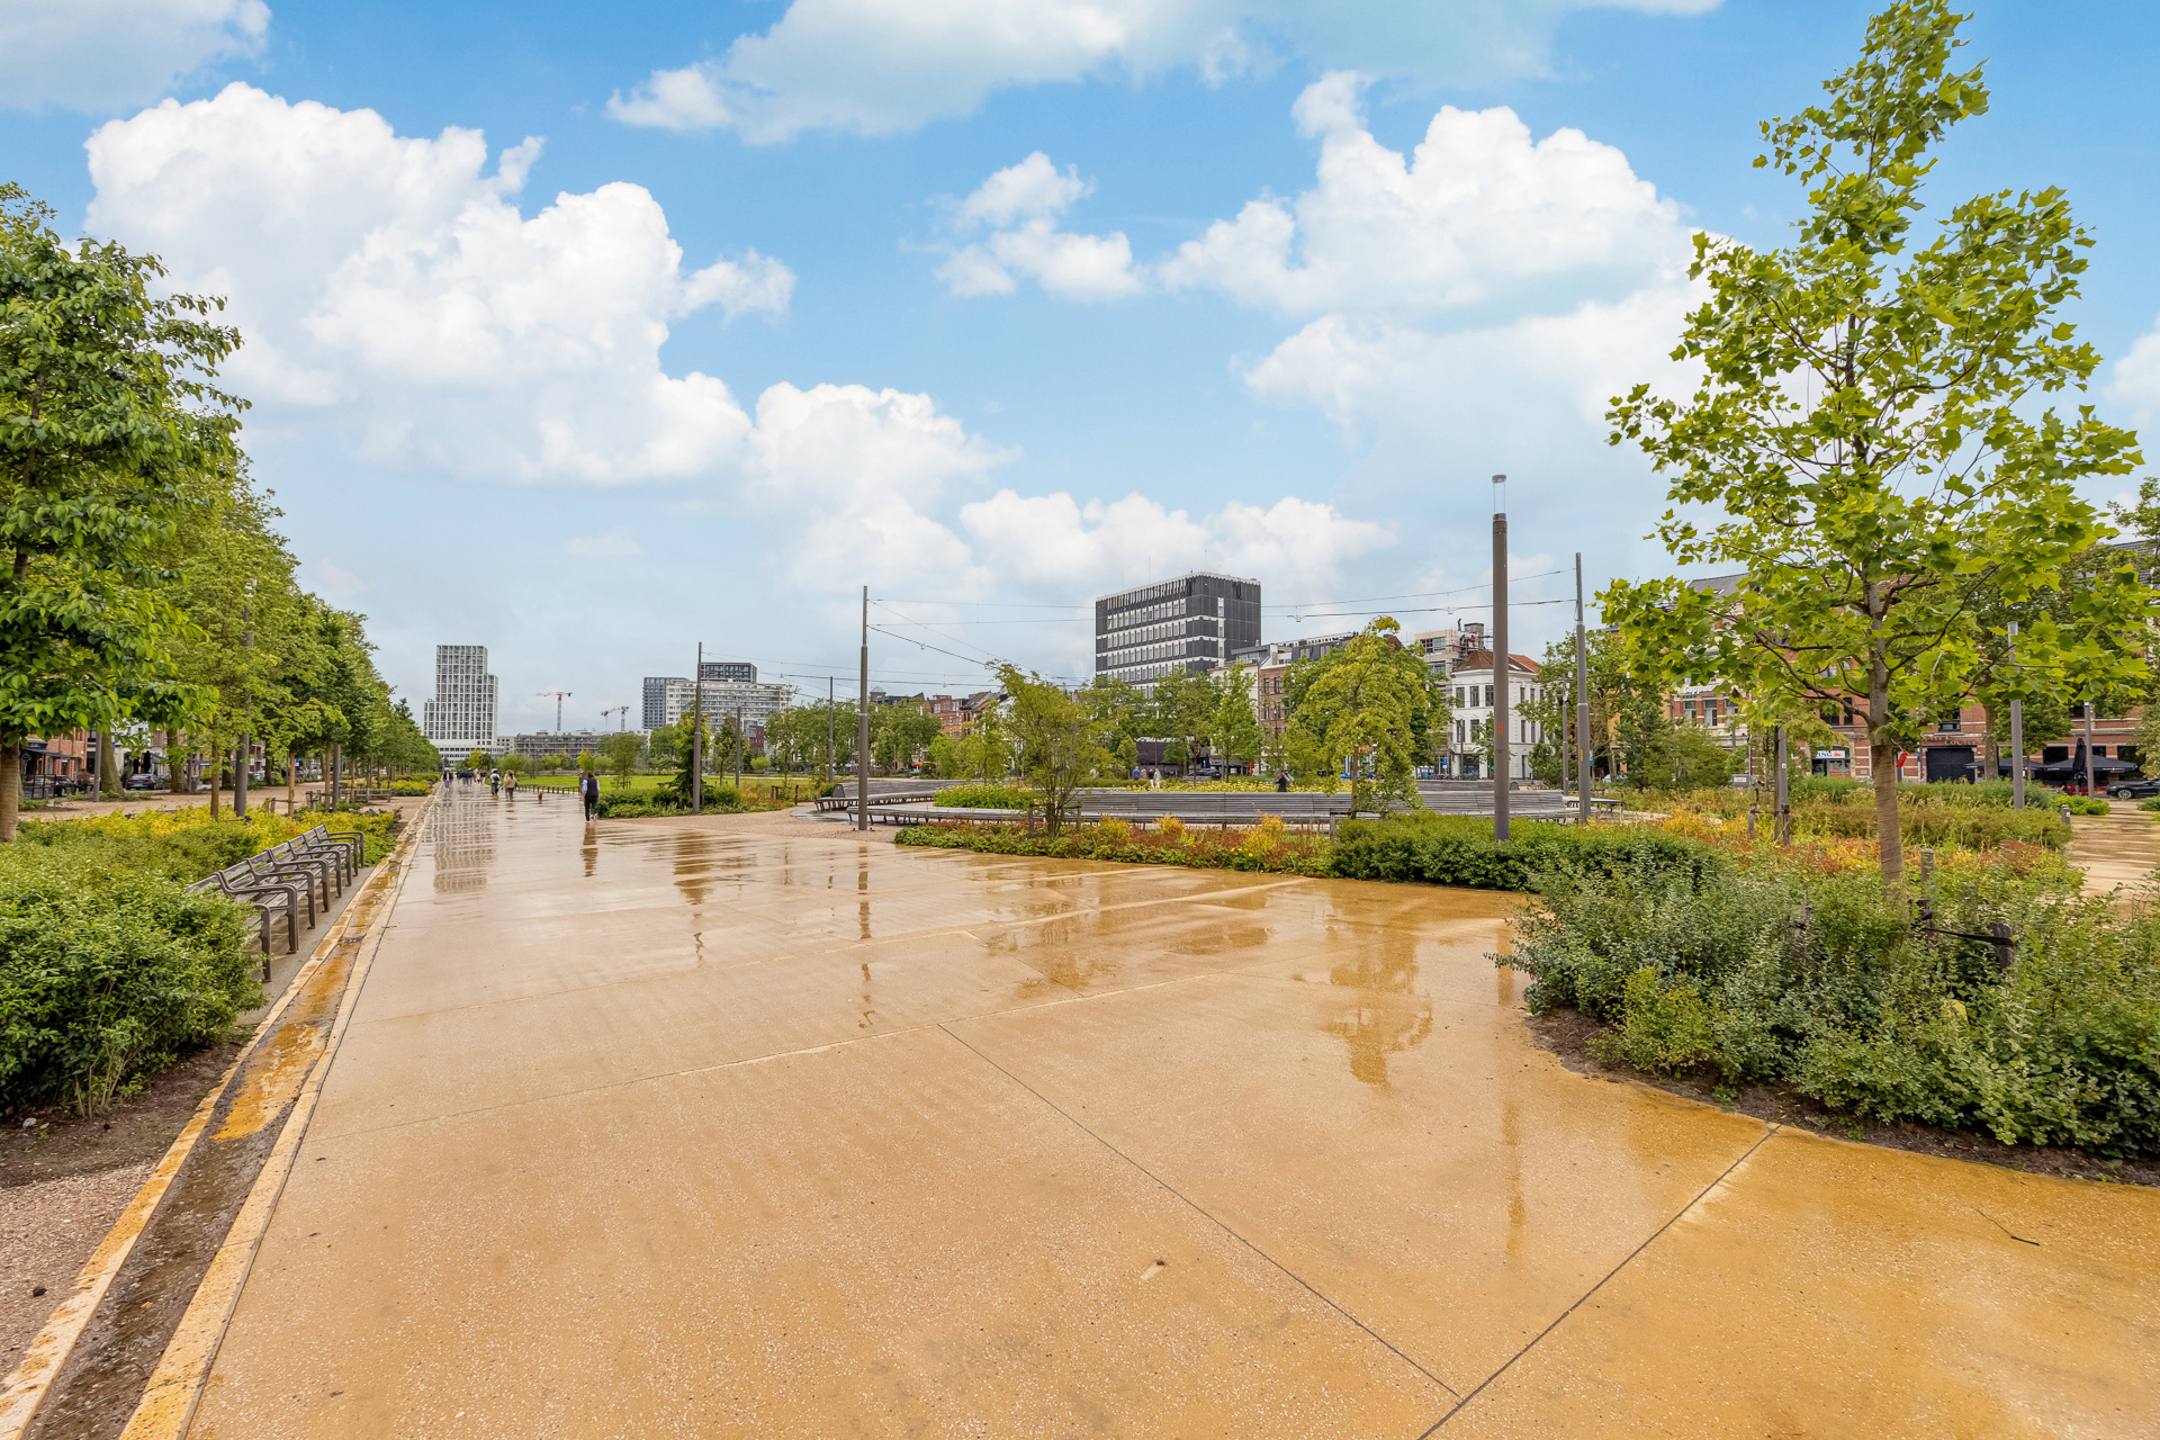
top-left (1320, 933), bottom-right (1434, 1087)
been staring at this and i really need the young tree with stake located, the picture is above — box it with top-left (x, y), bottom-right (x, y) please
top-left (1603, 1), bottom-right (2152, 882)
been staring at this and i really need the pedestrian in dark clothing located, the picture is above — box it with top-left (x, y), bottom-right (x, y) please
top-left (1275, 772), bottom-right (1289, 793)
top-left (580, 770), bottom-right (600, 820)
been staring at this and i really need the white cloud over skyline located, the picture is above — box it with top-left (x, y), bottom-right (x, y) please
top-left (87, 84), bottom-right (793, 484)
top-left (80, 83), bottom-right (1389, 636)
top-left (0, 0), bottom-right (269, 113)
top-left (606, 0), bottom-right (1721, 143)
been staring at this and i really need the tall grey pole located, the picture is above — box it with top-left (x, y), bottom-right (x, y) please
top-left (2008, 621), bottom-right (2025, 809)
top-left (827, 675), bottom-right (836, 785)
top-left (2084, 701), bottom-right (2096, 797)
top-left (1492, 475), bottom-right (1509, 841)
top-left (857, 585), bottom-right (871, 832)
top-left (734, 706), bottom-right (744, 787)
top-left (1775, 725), bottom-right (1790, 844)
top-left (235, 603), bottom-right (252, 818)
top-left (691, 642), bottom-right (703, 816)
top-left (1574, 552), bottom-right (1590, 825)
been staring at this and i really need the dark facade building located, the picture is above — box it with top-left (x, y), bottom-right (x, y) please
top-left (1095, 572), bottom-right (1262, 686)
top-left (641, 675), bottom-right (681, 730)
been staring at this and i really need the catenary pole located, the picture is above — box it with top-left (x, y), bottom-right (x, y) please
top-left (235, 602), bottom-right (252, 818)
top-left (1492, 475), bottom-right (1509, 841)
top-left (1574, 553), bottom-right (1590, 825)
top-left (827, 675), bottom-right (835, 785)
top-left (858, 586), bottom-right (871, 831)
top-left (692, 642), bottom-right (703, 816)
top-left (2009, 621), bottom-right (2025, 809)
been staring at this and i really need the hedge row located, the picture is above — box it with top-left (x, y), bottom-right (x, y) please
top-left (894, 822), bottom-right (1334, 876)
top-left (1329, 813), bottom-right (1720, 891)
top-left (0, 852), bottom-right (257, 1113)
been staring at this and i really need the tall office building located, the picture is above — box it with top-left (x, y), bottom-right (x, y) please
top-left (645, 663), bottom-right (759, 729)
top-left (1095, 573), bottom-right (1262, 686)
top-left (423, 645), bottom-right (499, 763)
top-left (644, 674), bottom-right (792, 730)
top-left (642, 676), bottom-right (683, 730)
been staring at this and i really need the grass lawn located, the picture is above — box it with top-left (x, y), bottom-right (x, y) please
top-left (530, 772), bottom-right (828, 801)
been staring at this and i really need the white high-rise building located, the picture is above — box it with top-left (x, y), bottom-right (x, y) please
top-left (423, 645), bottom-right (500, 764)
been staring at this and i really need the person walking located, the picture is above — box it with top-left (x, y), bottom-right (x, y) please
top-left (505, 769), bottom-right (519, 799)
top-left (489, 768), bottom-right (500, 797)
top-left (580, 768), bottom-right (600, 821)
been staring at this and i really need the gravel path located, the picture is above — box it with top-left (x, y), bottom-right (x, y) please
top-left (0, 1163), bottom-right (153, 1370)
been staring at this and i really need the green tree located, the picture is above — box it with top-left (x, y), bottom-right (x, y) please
top-left (502, 753), bottom-right (529, 776)
top-left (996, 665), bottom-right (1106, 835)
top-left (870, 701), bottom-right (941, 773)
top-left (1210, 665), bottom-right (1265, 773)
top-left (953, 698), bottom-right (1012, 779)
top-left (605, 731), bottom-right (640, 787)
top-left (1602, 0), bottom-right (2151, 880)
top-left (469, 750), bottom-right (495, 770)
top-left (1283, 618), bottom-right (1445, 813)
top-left (1144, 669), bottom-right (1218, 773)
top-left (0, 184), bottom-right (241, 838)
top-left (575, 748), bottom-right (596, 773)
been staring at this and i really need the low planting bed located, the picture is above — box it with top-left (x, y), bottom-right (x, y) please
top-left (896, 816), bottom-right (1333, 876)
top-left (1511, 853), bottom-right (2160, 1161)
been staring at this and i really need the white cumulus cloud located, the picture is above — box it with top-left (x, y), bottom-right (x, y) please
top-left (2107, 319), bottom-right (2160, 425)
top-left (606, 0), bottom-right (1721, 143)
top-left (0, 0), bottom-right (269, 113)
top-left (1161, 71), bottom-right (1692, 319)
top-left (936, 153), bottom-right (1143, 301)
top-left (86, 83), bottom-right (795, 484)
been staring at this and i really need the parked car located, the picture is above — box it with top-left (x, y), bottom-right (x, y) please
top-left (2108, 777), bottom-right (2160, 800)
top-left (121, 772), bottom-right (162, 791)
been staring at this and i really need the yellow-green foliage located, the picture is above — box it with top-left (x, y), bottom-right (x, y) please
top-left (1157, 815), bottom-right (1185, 840)
top-left (1590, 967), bottom-right (1718, 1074)
top-left (1094, 816), bottom-right (1131, 842)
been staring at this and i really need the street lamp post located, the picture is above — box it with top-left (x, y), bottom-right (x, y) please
top-left (1492, 475), bottom-right (1509, 842)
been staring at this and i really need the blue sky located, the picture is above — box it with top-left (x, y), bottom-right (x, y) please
top-left (6, 1), bottom-right (2158, 734)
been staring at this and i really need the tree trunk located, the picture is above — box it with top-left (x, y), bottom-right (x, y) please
top-left (98, 729), bottom-right (119, 798)
top-left (1870, 646), bottom-right (1903, 885)
top-left (208, 752), bottom-right (221, 819)
top-left (287, 748), bottom-right (298, 814)
top-left (0, 743), bottom-right (18, 842)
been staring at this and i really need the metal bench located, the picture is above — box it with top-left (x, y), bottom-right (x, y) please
top-left (186, 824), bottom-right (369, 973)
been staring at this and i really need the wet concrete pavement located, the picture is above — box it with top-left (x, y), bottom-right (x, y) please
top-left (2068, 804), bottom-right (2160, 898)
top-left (185, 787), bottom-right (2160, 1437)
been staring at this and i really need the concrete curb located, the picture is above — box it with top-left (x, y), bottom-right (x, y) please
top-left (114, 798), bottom-right (433, 1440)
top-left (0, 797), bottom-right (433, 1440)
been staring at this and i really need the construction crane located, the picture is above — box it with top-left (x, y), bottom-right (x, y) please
top-left (538, 689), bottom-right (571, 732)
top-left (601, 705), bottom-right (632, 731)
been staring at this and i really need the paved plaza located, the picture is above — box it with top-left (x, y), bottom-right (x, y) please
top-left (184, 790), bottom-right (2160, 1437)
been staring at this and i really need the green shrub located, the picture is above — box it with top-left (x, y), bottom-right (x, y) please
top-left (0, 854), bottom-right (257, 1113)
top-left (1511, 856), bottom-right (2160, 1156)
top-left (2061, 794), bottom-right (2111, 816)
top-left (1589, 967), bottom-right (1718, 1074)
top-left (1329, 813), bottom-right (1718, 892)
top-left (896, 820), bottom-right (1333, 876)
top-left (596, 786), bottom-right (748, 819)
top-left (931, 783), bottom-right (1035, 809)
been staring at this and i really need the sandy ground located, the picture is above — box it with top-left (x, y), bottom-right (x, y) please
top-left (152, 785), bottom-right (2160, 1438)
top-left (0, 1164), bottom-right (152, 1369)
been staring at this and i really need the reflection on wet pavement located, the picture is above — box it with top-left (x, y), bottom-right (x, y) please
top-left (183, 789), bottom-right (2160, 1439)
